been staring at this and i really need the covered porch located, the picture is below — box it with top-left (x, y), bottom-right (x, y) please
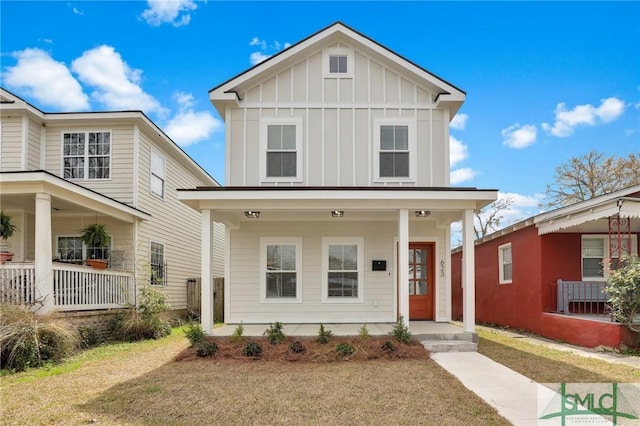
top-left (178, 186), bottom-right (497, 335)
top-left (0, 171), bottom-right (151, 313)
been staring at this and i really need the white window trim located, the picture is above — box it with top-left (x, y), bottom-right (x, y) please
top-left (260, 237), bottom-right (303, 303)
top-left (259, 117), bottom-right (303, 183)
top-left (373, 118), bottom-right (417, 183)
top-left (323, 48), bottom-right (354, 78)
top-left (498, 242), bottom-right (512, 284)
top-left (581, 234), bottom-right (638, 281)
top-left (60, 130), bottom-right (112, 181)
top-left (55, 235), bottom-right (84, 263)
top-left (150, 149), bottom-right (166, 199)
top-left (150, 240), bottom-right (166, 287)
top-left (321, 236), bottom-right (364, 304)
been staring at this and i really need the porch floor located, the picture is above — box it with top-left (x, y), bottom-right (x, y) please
top-left (210, 321), bottom-right (469, 338)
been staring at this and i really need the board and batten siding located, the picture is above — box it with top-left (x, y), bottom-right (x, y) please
top-left (226, 42), bottom-right (449, 187)
top-left (227, 220), bottom-right (447, 323)
top-left (0, 116), bottom-right (23, 171)
top-left (136, 131), bottom-right (223, 309)
top-left (27, 118), bottom-right (42, 170)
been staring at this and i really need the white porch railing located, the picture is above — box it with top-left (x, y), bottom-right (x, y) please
top-left (555, 279), bottom-right (611, 318)
top-left (0, 262), bottom-right (134, 311)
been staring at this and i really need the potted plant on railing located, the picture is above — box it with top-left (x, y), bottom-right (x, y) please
top-left (80, 223), bottom-right (111, 269)
top-left (0, 210), bottom-right (17, 263)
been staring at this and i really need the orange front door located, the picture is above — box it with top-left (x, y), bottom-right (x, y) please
top-left (408, 243), bottom-right (434, 320)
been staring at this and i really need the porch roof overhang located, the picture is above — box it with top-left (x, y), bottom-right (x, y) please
top-left (534, 197), bottom-right (640, 235)
top-left (0, 171), bottom-right (151, 223)
top-left (177, 186), bottom-right (498, 228)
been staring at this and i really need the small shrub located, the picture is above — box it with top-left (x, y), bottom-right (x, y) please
top-left (184, 322), bottom-right (205, 347)
top-left (289, 340), bottom-right (305, 354)
top-left (78, 326), bottom-right (99, 347)
top-left (389, 315), bottom-right (412, 344)
top-left (316, 323), bottom-right (333, 344)
top-left (243, 341), bottom-right (262, 357)
top-left (336, 342), bottom-right (355, 356)
top-left (196, 340), bottom-right (218, 357)
top-left (358, 323), bottom-right (370, 340)
top-left (111, 287), bottom-right (171, 342)
top-left (230, 323), bottom-right (244, 343)
top-left (0, 304), bottom-right (80, 371)
top-left (381, 340), bottom-right (396, 353)
top-left (264, 321), bottom-right (285, 345)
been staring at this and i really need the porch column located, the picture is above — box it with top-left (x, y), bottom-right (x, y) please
top-left (398, 209), bottom-right (409, 321)
top-left (201, 209), bottom-right (214, 334)
top-left (462, 208), bottom-right (476, 333)
top-left (34, 193), bottom-right (54, 314)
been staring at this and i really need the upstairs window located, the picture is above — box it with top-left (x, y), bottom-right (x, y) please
top-left (323, 48), bottom-right (353, 78)
top-left (380, 125), bottom-right (409, 178)
top-left (267, 125), bottom-right (297, 177)
top-left (498, 243), bottom-right (512, 284)
top-left (150, 150), bottom-right (166, 198)
top-left (329, 55), bottom-right (348, 74)
top-left (260, 117), bottom-right (303, 182)
top-left (63, 131), bottom-right (111, 180)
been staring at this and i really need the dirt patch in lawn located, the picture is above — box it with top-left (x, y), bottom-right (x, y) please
top-left (175, 335), bottom-right (430, 363)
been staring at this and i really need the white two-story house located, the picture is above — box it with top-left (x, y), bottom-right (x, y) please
top-left (0, 88), bottom-right (224, 317)
top-left (178, 22), bottom-right (497, 333)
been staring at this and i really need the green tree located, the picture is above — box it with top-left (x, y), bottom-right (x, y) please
top-left (544, 151), bottom-right (640, 208)
top-left (606, 256), bottom-right (640, 333)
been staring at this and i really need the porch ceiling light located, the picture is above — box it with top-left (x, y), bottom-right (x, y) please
top-left (415, 210), bottom-right (431, 218)
top-left (244, 211), bottom-right (260, 219)
top-left (331, 210), bottom-right (344, 217)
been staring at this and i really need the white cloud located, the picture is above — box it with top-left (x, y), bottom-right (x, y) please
top-left (249, 37), bottom-right (267, 49)
top-left (3, 48), bottom-right (89, 110)
top-left (450, 168), bottom-right (476, 184)
top-left (250, 51), bottom-right (270, 65)
top-left (449, 136), bottom-right (468, 167)
top-left (501, 123), bottom-right (537, 149)
top-left (71, 45), bottom-right (164, 114)
top-left (450, 113), bottom-right (468, 130)
top-left (165, 110), bottom-right (223, 147)
top-left (173, 91), bottom-right (195, 109)
top-left (248, 37), bottom-right (290, 65)
top-left (141, 0), bottom-right (197, 27)
top-left (71, 6), bottom-right (83, 15)
top-left (541, 97), bottom-right (625, 137)
top-left (284, 42), bottom-right (292, 49)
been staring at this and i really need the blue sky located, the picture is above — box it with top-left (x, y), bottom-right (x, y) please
top-left (2, 1), bottom-right (639, 228)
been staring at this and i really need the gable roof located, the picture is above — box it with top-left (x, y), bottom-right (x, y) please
top-left (209, 21), bottom-right (465, 117)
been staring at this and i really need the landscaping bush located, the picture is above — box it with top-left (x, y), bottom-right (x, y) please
top-left (381, 340), bottom-right (396, 353)
top-left (230, 323), bottom-right (244, 343)
top-left (196, 340), bottom-right (218, 357)
top-left (358, 323), bottom-right (370, 340)
top-left (0, 304), bottom-right (80, 371)
top-left (111, 287), bottom-right (171, 341)
top-left (336, 342), bottom-right (355, 356)
top-left (389, 315), bottom-right (412, 344)
top-left (243, 341), bottom-right (262, 357)
top-left (606, 256), bottom-right (640, 333)
top-left (289, 340), bottom-right (305, 354)
top-left (264, 321), bottom-right (285, 344)
top-left (184, 322), bottom-right (205, 346)
top-left (316, 323), bottom-right (333, 344)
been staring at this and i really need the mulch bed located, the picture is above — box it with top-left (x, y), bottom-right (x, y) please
top-left (174, 336), bottom-right (430, 363)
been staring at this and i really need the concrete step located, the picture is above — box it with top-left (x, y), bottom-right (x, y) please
top-left (413, 332), bottom-right (478, 342)
top-left (421, 339), bottom-right (478, 353)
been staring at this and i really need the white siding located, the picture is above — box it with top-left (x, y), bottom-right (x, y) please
top-left (227, 41), bottom-right (445, 188)
top-left (0, 116), bottom-right (23, 171)
top-left (227, 220), bottom-right (446, 323)
top-left (27, 118), bottom-right (41, 170)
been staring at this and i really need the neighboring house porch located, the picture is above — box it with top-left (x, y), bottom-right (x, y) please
top-left (0, 170), bottom-right (151, 313)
